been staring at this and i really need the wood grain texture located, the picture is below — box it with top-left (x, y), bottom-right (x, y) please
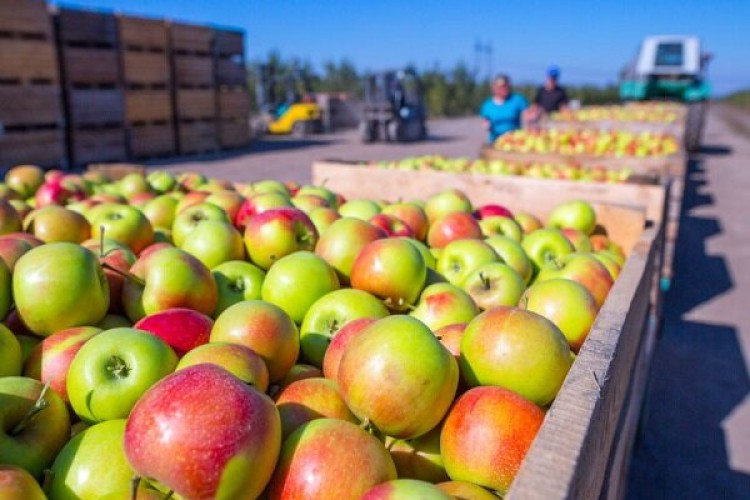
top-left (0, 129), bottom-right (64, 169)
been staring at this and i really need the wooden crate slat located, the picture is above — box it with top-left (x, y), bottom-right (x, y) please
top-left (176, 88), bottom-right (216, 120)
top-left (124, 89), bottom-right (173, 123)
top-left (0, 86), bottom-right (62, 126)
top-left (67, 88), bottom-right (124, 126)
top-left (0, 129), bottom-right (65, 169)
top-left (58, 8), bottom-right (118, 46)
top-left (70, 128), bottom-right (126, 165)
top-left (217, 88), bottom-right (249, 119)
top-left (219, 118), bottom-right (249, 148)
top-left (0, 0), bottom-right (53, 37)
top-left (122, 51), bottom-right (170, 85)
top-left (215, 59), bottom-right (246, 86)
top-left (170, 22), bottom-right (212, 53)
top-left (118, 15), bottom-right (167, 49)
top-left (128, 122), bottom-right (175, 158)
top-left (178, 121), bottom-right (217, 154)
top-left (61, 47), bottom-right (120, 84)
top-left (173, 55), bottom-right (214, 86)
top-left (0, 39), bottom-right (58, 83)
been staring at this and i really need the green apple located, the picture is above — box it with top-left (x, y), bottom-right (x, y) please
top-left (535, 252), bottom-right (614, 309)
top-left (249, 179), bottom-right (290, 196)
top-left (24, 205), bottom-right (91, 243)
top-left (315, 217), bottom-right (385, 284)
top-left (118, 173), bottom-right (152, 199)
top-left (0, 324), bottom-right (21, 376)
top-left (338, 199), bottom-right (381, 220)
top-left (297, 185), bottom-right (339, 208)
top-left (13, 243), bottom-right (109, 336)
top-left (521, 228), bottom-right (574, 275)
top-left (547, 200), bottom-right (597, 235)
top-left (436, 239), bottom-right (498, 286)
top-left (461, 262), bottom-right (526, 310)
top-left (0, 258), bottom-right (10, 321)
top-left (5, 164), bottom-right (45, 199)
top-left (180, 220), bottom-right (245, 268)
top-left (399, 237), bottom-right (436, 269)
top-left (147, 170), bottom-right (177, 193)
top-left (309, 207), bottom-right (341, 234)
top-left (172, 202), bottom-right (230, 247)
top-left (387, 424), bottom-right (449, 483)
top-left (67, 328), bottom-right (178, 423)
top-left (262, 251), bottom-right (340, 324)
top-left (90, 203), bottom-right (154, 254)
top-left (244, 207), bottom-right (319, 270)
top-left (485, 235), bottom-right (534, 284)
top-left (211, 260), bottom-right (266, 315)
top-left (141, 194), bottom-right (179, 230)
top-left (176, 342), bottom-right (269, 392)
top-left (479, 216), bottom-right (523, 241)
top-left (0, 198), bottom-right (22, 235)
top-left (410, 283), bottom-right (479, 331)
top-left (424, 189), bottom-right (472, 222)
top-left (362, 479), bottom-right (452, 499)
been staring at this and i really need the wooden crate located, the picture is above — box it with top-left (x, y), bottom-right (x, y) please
top-left (0, 0), bottom-right (53, 38)
top-left (70, 127), bottom-right (126, 165)
top-left (87, 162), bottom-right (145, 180)
top-left (124, 89), bottom-right (172, 123)
top-left (57, 8), bottom-right (118, 47)
top-left (122, 51), bottom-right (170, 86)
top-left (0, 128), bottom-right (65, 169)
top-left (127, 122), bottom-right (175, 158)
top-left (170, 22), bottom-right (212, 54)
top-left (215, 58), bottom-right (246, 86)
top-left (0, 39), bottom-right (58, 84)
top-left (214, 29), bottom-right (243, 57)
top-left (0, 86), bottom-right (62, 126)
top-left (218, 118), bottom-right (250, 148)
top-left (177, 120), bottom-right (217, 154)
top-left (67, 88), bottom-right (124, 127)
top-left (118, 15), bottom-right (167, 50)
top-left (217, 87), bottom-right (249, 119)
top-left (60, 47), bottom-right (120, 84)
top-left (175, 88), bottom-right (216, 120)
top-left (312, 161), bottom-right (662, 500)
top-left (173, 55), bottom-right (214, 87)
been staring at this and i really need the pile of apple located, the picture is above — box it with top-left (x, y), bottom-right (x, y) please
top-left (0, 164), bottom-right (626, 499)
top-left (493, 128), bottom-right (680, 157)
top-left (551, 104), bottom-right (680, 123)
top-left (369, 155), bottom-right (635, 183)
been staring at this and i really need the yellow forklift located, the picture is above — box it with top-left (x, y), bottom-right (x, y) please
top-left (253, 64), bottom-right (322, 137)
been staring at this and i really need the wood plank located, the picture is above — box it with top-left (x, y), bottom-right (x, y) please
top-left (118, 15), bottom-right (167, 49)
top-left (121, 51), bottom-right (169, 85)
top-left (177, 121), bottom-right (217, 154)
top-left (218, 118), bottom-right (249, 148)
top-left (0, 129), bottom-right (65, 169)
top-left (127, 122), bottom-right (175, 158)
top-left (61, 47), bottom-right (120, 84)
top-left (124, 89), bottom-right (172, 123)
top-left (70, 128), bottom-right (126, 165)
top-left (0, 39), bottom-right (58, 83)
top-left (173, 55), bottom-right (214, 86)
top-left (0, 86), bottom-right (62, 126)
top-left (58, 8), bottom-right (118, 46)
top-left (67, 88), bottom-right (124, 127)
top-left (217, 88), bottom-right (249, 119)
top-left (0, 0), bottom-right (52, 37)
top-left (213, 29), bottom-right (243, 56)
top-left (215, 59), bottom-right (247, 86)
top-left (175, 89), bottom-right (216, 120)
top-left (170, 22), bottom-right (212, 53)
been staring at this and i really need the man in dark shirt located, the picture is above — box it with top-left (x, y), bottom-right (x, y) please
top-left (534, 66), bottom-right (569, 113)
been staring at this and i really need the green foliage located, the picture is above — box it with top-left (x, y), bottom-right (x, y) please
top-left (722, 90), bottom-right (750, 107)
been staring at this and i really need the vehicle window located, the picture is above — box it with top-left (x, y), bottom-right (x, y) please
top-left (655, 43), bottom-right (683, 67)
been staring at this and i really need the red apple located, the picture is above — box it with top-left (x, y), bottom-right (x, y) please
top-left (437, 481), bottom-right (497, 500)
top-left (474, 203), bottom-right (514, 220)
top-left (362, 479), bottom-right (452, 499)
top-left (205, 190), bottom-right (245, 222)
top-left (322, 317), bottom-right (376, 381)
top-left (409, 283), bottom-right (479, 331)
top-left (275, 377), bottom-right (358, 438)
top-left (0, 464), bottom-right (46, 499)
top-left (0, 236), bottom-right (34, 271)
top-left (244, 207), bottom-right (318, 270)
top-left (427, 212), bottom-right (482, 249)
top-left (315, 217), bottom-right (385, 284)
top-left (234, 192), bottom-right (292, 230)
top-left (176, 342), bottom-right (269, 391)
top-left (382, 202), bottom-right (429, 241)
top-left (274, 364), bottom-right (323, 395)
top-left (536, 253), bottom-right (615, 309)
top-left (369, 213), bottom-right (415, 238)
top-left (134, 308), bottom-right (213, 356)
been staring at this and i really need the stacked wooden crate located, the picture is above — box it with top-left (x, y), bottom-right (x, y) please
top-left (0, 0), bottom-right (66, 169)
top-left (57, 8), bottom-right (125, 166)
top-left (170, 23), bottom-right (217, 155)
top-left (118, 15), bottom-right (175, 160)
top-left (214, 29), bottom-right (250, 149)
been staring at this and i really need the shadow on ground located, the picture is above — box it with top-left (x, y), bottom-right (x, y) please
top-left (627, 156), bottom-right (750, 498)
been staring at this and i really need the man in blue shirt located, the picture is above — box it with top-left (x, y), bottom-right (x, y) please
top-left (480, 74), bottom-right (529, 143)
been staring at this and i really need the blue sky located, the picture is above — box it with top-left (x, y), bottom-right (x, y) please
top-left (57, 0), bottom-right (748, 95)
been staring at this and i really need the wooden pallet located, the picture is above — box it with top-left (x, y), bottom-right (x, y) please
top-left (124, 89), bottom-right (173, 123)
top-left (0, 127), bottom-right (65, 169)
top-left (177, 120), bottom-right (217, 154)
top-left (127, 122), bottom-right (175, 158)
top-left (175, 88), bottom-right (216, 120)
top-left (0, 0), bottom-right (53, 38)
top-left (57, 8), bottom-right (118, 47)
top-left (217, 87), bottom-right (250, 119)
top-left (69, 127), bottom-right (126, 165)
top-left (218, 118), bottom-right (250, 148)
top-left (311, 161), bottom-right (662, 500)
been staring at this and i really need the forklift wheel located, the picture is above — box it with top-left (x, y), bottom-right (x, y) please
top-left (360, 122), bottom-right (376, 143)
top-left (291, 121), bottom-right (308, 138)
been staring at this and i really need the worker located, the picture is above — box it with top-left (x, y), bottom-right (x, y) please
top-left (533, 66), bottom-right (569, 113)
top-left (480, 74), bottom-right (529, 143)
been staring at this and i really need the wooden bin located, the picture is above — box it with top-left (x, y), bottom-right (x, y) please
top-left (217, 87), bottom-right (250, 119)
top-left (218, 118), bottom-right (250, 149)
top-left (70, 128), bottom-right (126, 166)
top-left (177, 120), bottom-right (217, 155)
top-left (127, 122), bottom-right (175, 158)
top-left (214, 29), bottom-right (246, 86)
top-left (0, 128), bottom-right (65, 169)
top-left (0, 0), bottom-right (54, 37)
top-left (57, 8), bottom-right (118, 46)
top-left (312, 160), bottom-right (662, 500)
top-left (175, 88), bottom-right (216, 120)
top-left (170, 23), bottom-right (212, 54)
top-left (124, 90), bottom-right (172, 124)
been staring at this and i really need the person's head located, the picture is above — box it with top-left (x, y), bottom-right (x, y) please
top-left (492, 74), bottom-right (511, 100)
top-left (546, 66), bottom-right (560, 88)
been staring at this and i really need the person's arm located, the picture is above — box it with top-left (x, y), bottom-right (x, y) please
top-left (480, 100), bottom-right (492, 129)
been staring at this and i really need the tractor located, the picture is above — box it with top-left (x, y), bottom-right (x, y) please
top-left (253, 63), bottom-right (322, 137)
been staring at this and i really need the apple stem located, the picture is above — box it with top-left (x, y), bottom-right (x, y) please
top-left (479, 272), bottom-right (491, 290)
top-left (102, 261), bottom-right (146, 287)
top-left (130, 476), bottom-right (141, 500)
top-left (11, 381), bottom-right (51, 435)
top-left (108, 355), bottom-right (131, 378)
top-left (42, 468), bottom-right (54, 494)
top-left (163, 490), bottom-right (174, 500)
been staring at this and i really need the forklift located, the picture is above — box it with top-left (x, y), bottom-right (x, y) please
top-left (253, 63), bottom-right (322, 137)
top-left (360, 68), bottom-right (427, 143)
top-left (619, 35), bottom-right (712, 152)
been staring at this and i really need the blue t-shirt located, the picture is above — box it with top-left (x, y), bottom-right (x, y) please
top-left (480, 94), bottom-right (528, 142)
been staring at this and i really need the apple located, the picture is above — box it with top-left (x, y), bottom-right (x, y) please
top-left (424, 189), bottom-right (472, 222)
top-left (436, 238), bottom-right (498, 285)
top-left (14, 243), bottom-right (109, 336)
top-left (338, 315), bottom-right (458, 439)
top-left (387, 424), bottom-right (449, 483)
top-left (520, 278), bottom-right (598, 352)
top-left (275, 377), bottom-right (358, 438)
top-left (309, 206), bottom-right (340, 234)
top-left (177, 172), bottom-right (207, 191)
top-left (176, 342), bottom-right (269, 391)
top-left (141, 194), bottom-right (178, 230)
top-left (0, 198), bottom-right (22, 235)
top-left (267, 418), bottom-right (396, 499)
top-left (0, 376), bottom-right (70, 477)
top-left (262, 251), bottom-right (340, 324)
top-left (461, 306), bottom-right (572, 406)
top-left (130, 192), bottom-right (156, 207)
top-left (0, 465), bottom-right (46, 500)
top-left (410, 283), bottom-right (478, 331)
top-left (350, 238), bottom-right (426, 312)
top-left (479, 215), bottom-right (523, 241)
top-left (211, 260), bottom-right (266, 315)
top-left (370, 213), bottom-right (415, 237)
top-left (291, 193), bottom-right (330, 214)
top-left (484, 235), bottom-right (534, 284)
top-left (474, 203), bottom-right (513, 220)
top-left (436, 481), bottom-right (497, 500)
top-left (24, 205), bottom-right (91, 243)
top-left (362, 479), bottom-right (452, 499)
top-left (244, 207), bottom-right (319, 270)
top-left (382, 202), bottom-right (429, 241)
top-left (514, 211), bottom-right (543, 234)
top-left (297, 185), bottom-right (338, 208)
top-left (547, 200), bottom-right (597, 235)
top-left (274, 364), bottom-right (323, 394)
top-left (441, 386), bottom-right (544, 494)
top-left (172, 202), bottom-right (229, 247)
top-left (5, 165), bottom-right (45, 199)
top-left (138, 241), bottom-right (172, 259)
top-left (461, 262), bottom-right (526, 310)
top-left (210, 300), bottom-right (299, 382)
top-left (315, 217), bottom-right (385, 284)
top-left (175, 190), bottom-right (209, 214)
top-left (22, 326), bottom-right (102, 401)
top-left (8, 199), bottom-right (31, 220)
top-left (593, 251), bottom-right (622, 280)
top-left (147, 170), bottom-right (177, 193)
top-left (96, 313), bottom-right (132, 329)
top-left (205, 190), bottom-right (245, 222)
top-left (561, 227), bottom-right (593, 253)
top-left (536, 253), bottom-right (614, 308)
top-left (321, 317), bottom-right (376, 381)
top-left (34, 181), bottom-right (72, 207)
top-left (521, 228), bottom-right (574, 274)
top-left (235, 192), bottom-right (292, 229)
top-left (118, 173), bottom-right (152, 199)
top-left (0, 324), bottom-right (22, 376)
top-left (2, 232), bottom-right (43, 247)
top-left (248, 178), bottom-right (291, 196)
top-left (338, 198), bottom-right (381, 220)
top-left (122, 247), bottom-right (218, 322)
top-left (427, 212), bottom-right (482, 249)
top-left (180, 219), bottom-right (245, 268)
top-left (399, 237), bottom-right (437, 269)
top-left (0, 258), bottom-right (9, 320)
top-left (134, 307), bottom-right (213, 356)
top-left (67, 327), bottom-right (178, 423)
